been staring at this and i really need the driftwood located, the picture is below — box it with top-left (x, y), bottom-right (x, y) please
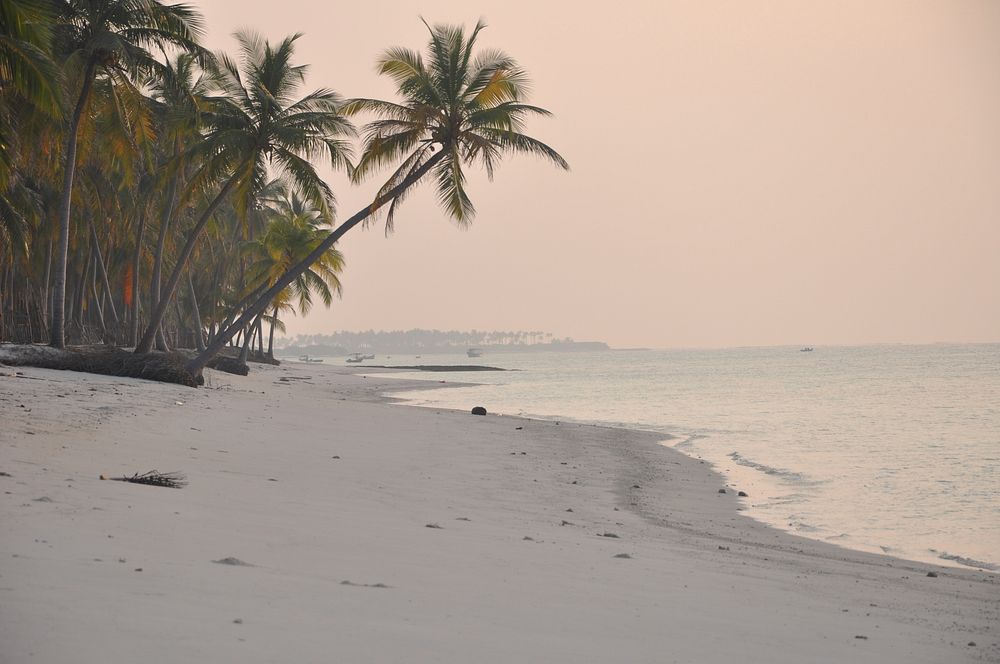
top-left (206, 355), bottom-right (249, 375)
top-left (101, 470), bottom-right (187, 488)
top-left (0, 344), bottom-right (201, 387)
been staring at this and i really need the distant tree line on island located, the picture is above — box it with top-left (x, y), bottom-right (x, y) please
top-left (276, 330), bottom-right (609, 356)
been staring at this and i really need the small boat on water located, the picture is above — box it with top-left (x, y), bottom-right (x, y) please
top-left (298, 355), bottom-right (324, 363)
top-left (800, 347), bottom-right (814, 352)
top-left (346, 353), bottom-right (364, 363)
top-left (467, 348), bottom-right (483, 358)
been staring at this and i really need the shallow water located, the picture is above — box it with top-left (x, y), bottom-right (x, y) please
top-left (299, 344), bottom-right (1000, 571)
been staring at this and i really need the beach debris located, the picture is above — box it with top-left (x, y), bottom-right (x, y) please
top-left (213, 557), bottom-right (252, 566)
top-left (233, 619), bottom-right (244, 624)
top-left (455, 517), bottom-right (471, 521)
top-left (599, 532), bottom-right (620, 538)
top-left (33, 496), bottom-right (53, 502)
top-left (101, 471), bottom-right (186, 489)
top-left (332, 455), bottom-right (341, 459)
top-left (854, 635), bottom-right (868, 640)
top-left (926, 571), bottom-right (938, 577)
top-left (515, 426), bottom-right (523, 430)
top-left (738, 490), bottom-right (749, 497)
top-left (718, 546), bottom-right (730, 551)
top-left (134, 568), bottom-right (143, 572)
top-left (523, 536), bottom-right (535, 541)
top-left (718, 488), bottom-right (727, 494)
top-left (968, 642), bottom-right (976, 647)
top-left (632, 484), bottom-right (640, 489)
top-left (341, 580), bottom-right (389, 589)
top-left (471, 406), bottom-right (487, 415)
top-left (565, 508), bottom-right (573, 512)
top-left (561, 520), bottom-right (574, 526)
top-left (613, 553), bottom-right (632, 559)
top-left (425, 523), bottom-right (443, 529)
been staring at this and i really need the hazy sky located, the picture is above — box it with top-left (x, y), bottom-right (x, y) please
top-left (195, 0), bottom-right (999, 348)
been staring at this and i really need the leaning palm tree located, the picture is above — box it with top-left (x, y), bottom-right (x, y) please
top-left (187, 19), bottom-right (568, 376)
top-left (48, 0), bottom-right (204, 348)
top-left (134, 30), bottom-right (354, 353)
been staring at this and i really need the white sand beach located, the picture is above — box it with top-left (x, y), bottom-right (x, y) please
top-left (1, 362), bottom-right (997, 663)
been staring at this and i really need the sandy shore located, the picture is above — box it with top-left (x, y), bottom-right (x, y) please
top-left (1, 362), bottom-right (997, 663)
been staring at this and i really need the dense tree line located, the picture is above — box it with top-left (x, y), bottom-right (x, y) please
top-left (0, 1), bottom-right (566, 381)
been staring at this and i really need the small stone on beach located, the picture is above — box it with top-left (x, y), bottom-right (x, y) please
top-left (425, 523), bottom-right (443, 529)
top-left (213, 557), bottom-right (252, 566)
top-left (855, 635), bottom-right (868, 640)
top-left (599, 532), bottom-right (619, 538)
top-left (718, 488), bottom-right (727, 494)
top-left (614, 553), bottom-right (632, 559)
top-left (471, 406), bottom-right (487, 415)
top-left (926, 571), bottom-right (938, 577)
top-left (738, 490), bottom-right (748, 497)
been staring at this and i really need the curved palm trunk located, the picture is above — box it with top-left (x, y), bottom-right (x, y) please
top-left (187, 149), bottom-right (445, 374)
top-left (50, 59), bottom-right (97, 348)
top-left (187, 271), bottom-right (205, 351)
top-left (135, 173), bottom-right (239, 353)
top-left (89, 219), bottom-right (119, 324)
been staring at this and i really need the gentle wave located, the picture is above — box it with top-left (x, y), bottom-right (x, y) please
top-left (932, 551), bottom-right (999, 572)
top-left (727, 451), bottom-right (815, 484)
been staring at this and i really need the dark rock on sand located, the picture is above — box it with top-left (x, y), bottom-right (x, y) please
top-left (471, 406), bottom-right (487, 415)
top-left (738, 490), bottom-right (748, 497)
top-left (213, 557), bottom-right (252, 566)
top-left (718, 488), bottom-right (727, 494)
top-left (927, 571), bottom-right (938, 577)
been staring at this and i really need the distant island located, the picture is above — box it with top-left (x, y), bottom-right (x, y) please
top-left (274, 329), bottom-right (609, 357)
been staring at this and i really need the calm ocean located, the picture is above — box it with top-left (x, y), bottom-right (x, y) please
top-left (302, 344), bottom-right (1000, 571)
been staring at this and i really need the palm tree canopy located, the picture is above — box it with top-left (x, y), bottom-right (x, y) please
top-left (343, 19), bottom-right (569, 231)
top-left (53, 0), bottom-right (204, 75)
top-left (244, 180), bottom-right (344, 316)
top-left (186, 30), bottom-right (355, 224)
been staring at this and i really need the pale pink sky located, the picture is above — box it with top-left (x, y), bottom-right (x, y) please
top-left (195, 0), bottom-right (999, 348)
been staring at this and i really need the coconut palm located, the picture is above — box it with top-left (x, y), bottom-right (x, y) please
top-left (134, 30), bottom-right (354, 353)
top-left (47, 0), bottom-right (204, 348)
top-left (187, 19), bottom-right (568, 375)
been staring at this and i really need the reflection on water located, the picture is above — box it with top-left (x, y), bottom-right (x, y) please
top-left (382, 344), bottom-right (1000, 571)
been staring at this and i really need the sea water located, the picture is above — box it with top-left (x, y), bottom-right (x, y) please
top-left (373, 343), bottom-right (999, 571)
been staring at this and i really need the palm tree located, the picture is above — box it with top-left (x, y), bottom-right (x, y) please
top-left (187, 19), bottom-right (568, 375)
top-left (243, 183), bottom-right (345, 360)
top-left (133, 30), bottom-right (354, 353)
top-left (47, 0), bottom-right (203, 348)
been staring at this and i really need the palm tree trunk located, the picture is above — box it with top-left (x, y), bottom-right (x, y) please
top-left (150, 148), bottom-right (180, 346)
top-left (187, 149), bottom-right (445, 374)
top-left (188, 271), bottom-right (205, 351)
top-left (130, 205), bottom-right (147, 347)
top-left (266, 306), bottom-right (277, 357)
top-left (135, 172), bottom-right (240, 353)
top-left (89, 219), bottom-right (119, 324)
top-left (50, 58), bottom-right (97, 349)
top-left (42, 237), bottom-right (52, 330)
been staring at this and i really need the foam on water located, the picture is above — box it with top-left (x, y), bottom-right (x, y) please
top-left (368, 343), bottom-right (999, 571)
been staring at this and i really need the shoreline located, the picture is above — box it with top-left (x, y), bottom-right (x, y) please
top-left (368, 361), bottom-right (999, 575)
top-left (2, 362), bottom-right (997, 662)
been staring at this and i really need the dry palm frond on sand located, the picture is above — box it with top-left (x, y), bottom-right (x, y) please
top-left (101, 471), bottom-right (187, 488)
